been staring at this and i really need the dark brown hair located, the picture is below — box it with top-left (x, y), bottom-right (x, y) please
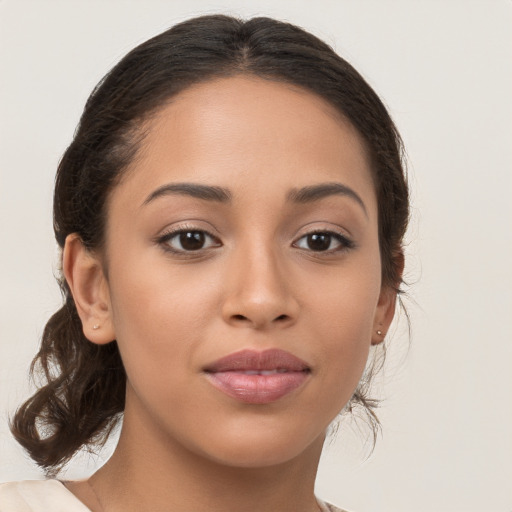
top-left (11, 14), bottom-right (409, 476)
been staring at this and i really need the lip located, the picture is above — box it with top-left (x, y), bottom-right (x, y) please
top-left (203, 349), bottom-right (311, 404)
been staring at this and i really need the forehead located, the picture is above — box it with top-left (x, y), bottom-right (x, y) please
top-left (115, 75), bottom-right (376, 216)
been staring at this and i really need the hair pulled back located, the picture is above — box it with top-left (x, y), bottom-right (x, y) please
top-left (11, 14), bottom-right (409, 475)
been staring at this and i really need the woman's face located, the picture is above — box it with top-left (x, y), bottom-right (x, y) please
top-left (89, 76), bottom-right (395, 467)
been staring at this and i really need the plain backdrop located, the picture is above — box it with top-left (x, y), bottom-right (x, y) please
top-left (1, 1), bottom-right (511, 511)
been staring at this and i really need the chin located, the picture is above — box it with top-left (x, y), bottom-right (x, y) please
top-left (190, 422), bottom-right (326, 469)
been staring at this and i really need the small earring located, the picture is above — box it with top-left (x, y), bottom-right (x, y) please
top-left (376, 330), bottom-right (382, 336)
top-left (93, 324), bottom-right (100, 330)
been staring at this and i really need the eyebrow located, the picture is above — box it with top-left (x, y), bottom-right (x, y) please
top-left (287, 182), bottom-right (368, 216)
top-left (143, 183), bottom-right (232, 206)
top-left (142, 180), bottom-right (367, 216)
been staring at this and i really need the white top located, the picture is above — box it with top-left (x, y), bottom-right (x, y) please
top-left (0, 480), bottom-right (347, 511)
top-left (0, 481), bottom-right (91, 511)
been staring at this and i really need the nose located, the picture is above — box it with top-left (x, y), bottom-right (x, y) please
top-left (221, 241), bottom-right (299, 330)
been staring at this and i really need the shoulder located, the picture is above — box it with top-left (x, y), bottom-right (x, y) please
top-left (317, 497), bottom-right (351, 512)
top-left (0, 480), bottom-right (91, 512)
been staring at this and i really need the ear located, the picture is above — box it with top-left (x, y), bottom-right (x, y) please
top-left (62, 234), bottom-right (116, 345)
top-left (371, 252), bottom-right (404, 345)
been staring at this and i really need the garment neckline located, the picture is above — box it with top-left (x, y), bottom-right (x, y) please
top-left (55, 479), bottom-right (342, 512)
top-left (56, 480), bottom-right (94, 511)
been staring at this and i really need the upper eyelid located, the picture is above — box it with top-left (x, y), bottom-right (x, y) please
top-left (292, 218), bottom-right (354, 237)
top-left (297, 227), bottom-right (347, 236)
top-left (293, 230), bottom-right (354, 246)
top-left (157, 221), bottom-right (221, 238)
top-left (158, 226), bottom-right (220, 243)
top-left (158, 226), bottom-right (350, 239)
top-left (293, 225), bottom-right (353, 242)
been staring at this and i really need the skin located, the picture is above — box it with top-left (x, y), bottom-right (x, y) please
top-left (63, 76), bottom-right (398, 512)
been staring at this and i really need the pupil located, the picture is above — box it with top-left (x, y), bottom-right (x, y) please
top-left (180, 231), bottom-right (205, 250)
top-left (308, 233), bottom-right (330, 251)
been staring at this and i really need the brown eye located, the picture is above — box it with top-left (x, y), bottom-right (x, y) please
top-left (160, 229), bottom-right (220, 253)
top-left (179, 231), bottom-right (206, 251)
top-left (294, 231), bottom-right (354, 253)
top-left (306, 233), bottom-right (331, 251)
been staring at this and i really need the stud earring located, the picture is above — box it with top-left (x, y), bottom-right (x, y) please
top-left (93, 324), bottom-right (100, 330)
top-left (376, 330), bottom-right (382, 336)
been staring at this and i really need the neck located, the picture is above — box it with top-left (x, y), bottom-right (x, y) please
top-left (88, 397), bottom-right (324, 512)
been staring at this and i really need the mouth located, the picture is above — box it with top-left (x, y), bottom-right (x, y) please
top-left (203, 349), bottom-right (311, 404)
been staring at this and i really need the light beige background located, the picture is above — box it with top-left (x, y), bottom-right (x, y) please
top-left (1, 1), bottom-right (511, 511)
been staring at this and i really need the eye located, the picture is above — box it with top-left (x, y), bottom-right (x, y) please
top-left (158, 229), bottom-right (221, 253)
top-left (293, 231), bottom-right (354, 252)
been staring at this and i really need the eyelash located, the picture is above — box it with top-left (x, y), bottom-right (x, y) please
top-left (156, 226), bottom-right (355, 256)
top-left (293, 230), bottom-right (355, 253)
top-left (156, 225), bottom-right (221, 255)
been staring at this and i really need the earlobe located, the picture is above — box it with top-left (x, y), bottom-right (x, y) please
top-left (372, 252), bottom-right (404, 345)
top-left (62, 234), bottom-right (116, 344)
top-left (371, 286), bottom-right (398, 345)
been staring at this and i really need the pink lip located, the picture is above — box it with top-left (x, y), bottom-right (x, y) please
top-left (204, 349), bottom-right (310, 404)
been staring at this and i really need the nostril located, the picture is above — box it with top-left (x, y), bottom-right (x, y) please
top-left (226, 311), bottom-right (295, 328)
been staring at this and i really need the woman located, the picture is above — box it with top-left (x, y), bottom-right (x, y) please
top-left (1, 14), bottom-right (408, 511)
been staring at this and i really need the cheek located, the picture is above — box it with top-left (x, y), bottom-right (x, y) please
top-left (306, 258), bottom-right (381, 395)
top-left (110, 240), bottom-right (219, 327)
top-left (106, 252), bottom-right (221, 391)
top-left (311, 254), bottom-right (380, 329)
